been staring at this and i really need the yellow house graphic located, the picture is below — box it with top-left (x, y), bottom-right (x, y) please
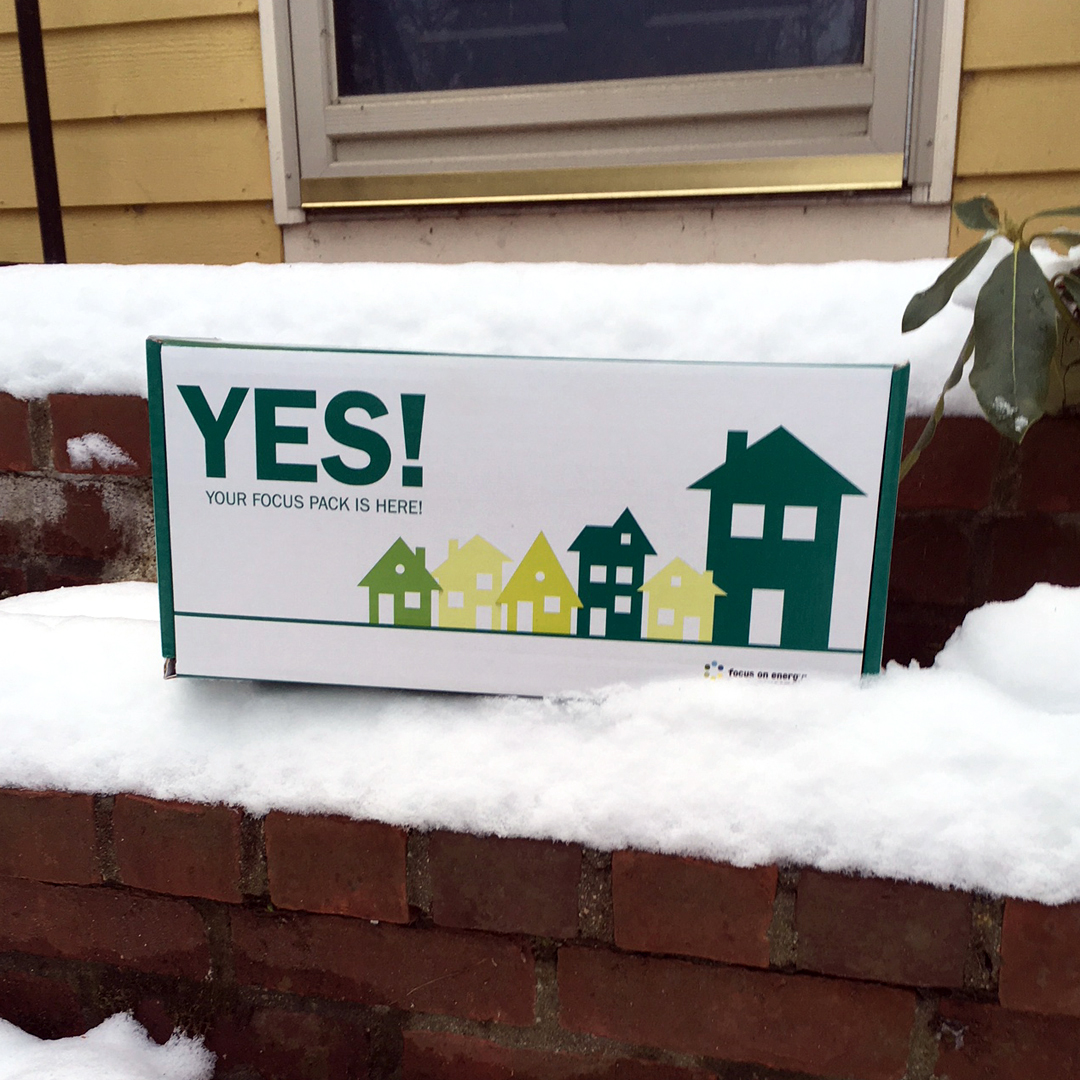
top-left (497, 532), bottom-right (582, 635)
top-left (431, 536), bottom-right (511, 630)
top-left (640, 558), bottom-right (726, 642)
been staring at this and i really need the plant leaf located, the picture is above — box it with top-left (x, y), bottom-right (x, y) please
top-left (1023, 205), bottom-right (1080, 225)
top-left (1033, 230), bottom-right (1080, 254)
top-left (899, 328), bottom-right (975, 480)
top-left (969, 244), bottom-right (1058, 442)
top-left (954, 196), bottom-right (1001, 231)
top-left (902, 238), bottom-right (993, 333)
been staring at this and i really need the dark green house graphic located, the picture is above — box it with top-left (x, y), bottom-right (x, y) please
top-left (359, 538), bottom-right (441, 628)
top-left (569, 508), bottom-right (656, 640)
top-left (690, 428), bottom-right (863, 651)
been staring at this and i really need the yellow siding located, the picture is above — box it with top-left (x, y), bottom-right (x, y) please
top-left (0, 4), bottom-right (277, 264)
top-left (0, 113), bottom-right (273, 208)
top-left (963, 0), bottom-right (1080, 72)
top-left (955, 70), bottom-right (1080, 177)
top-left (0, 0), bottom-right (257, 34)
top-left (950, 0), bottom-right (1080, 254)
top-left (0, 17), bottom-right (265, 124)
top-left (1, 203), bottom-right (282, 264)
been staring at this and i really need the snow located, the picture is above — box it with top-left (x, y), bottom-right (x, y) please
top-left (65, 434), bottom-right (136, 472)
top-left (0, 257), bottom-right (1008, 415)
top-left (2, 581), bottom-right (1080, 903)
top-left (0, 1014), bottom-right (212, 1080)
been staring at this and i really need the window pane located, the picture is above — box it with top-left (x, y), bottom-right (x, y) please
top-left (334, 0), bottom-right (867, 96)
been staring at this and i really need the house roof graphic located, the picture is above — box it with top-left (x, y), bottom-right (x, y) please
top-left (497, 532), bottom-right (581, 608)
top-left (431, 536), bottom-right (511, 587)
top-left (568, 507), bottom-right (656, 559)
top-left (689, 427), bottom-right (863, 501)
top-left (359, 538), bottom-right (441, 594)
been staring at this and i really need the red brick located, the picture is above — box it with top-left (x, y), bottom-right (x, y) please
top-left (558, 947), bottom-right (915, 1080)
top-left (232, 908), bottom-right (534, 1024)
top-left (403, 1030), bottom-right (714, 1080)
top-left (429, 832), bottom-right (580, 938)
top-left (49, 394), bottom-right (149, 475)
top-left (881, 601), bottom-right (966, 667)
top-left (0, 393), bottom-right (33, 472)
top-left (206, 1007), bottom-right (369, 1080)
top-left (987, 517), bottom-right (1080, 601)
top-left (0, 788), bottom-right (100, 885)
top-left (888, 515), bottom-right (974, 606)
top-left (39, 483), bottom-right (122, 561)
top-left (0, 876), bottom-right (210, 979)
top-left (612, 851), bottom-right (774, 967)
top-left (113, 794), bottom-right (243, 903)
top-left (1017, 417), bottom-right (1080, 512)
top-left (934, 999), bottom-right (1080, 1080)
top-left (795, 869), bottom-right (971, 988)
top-left (898, 417), bottom-right (1001, 511)
top-left (265, 811), bottom-right (408, 923)
top-left (132, 997), bottom-right (178, 1045)
top-left (0, 969), bottom-right (87, 1039)
top-left (1000, 899), bottom-right (1080, 1018)
top-left (0, 565), bottom-right (28, 599)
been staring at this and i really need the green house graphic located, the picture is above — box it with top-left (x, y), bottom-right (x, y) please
top-left (690, 428), bottom-right (863, 651)
top-left (569, 508), bottom-right (655, 640)
top-left (359, 538), bottom-right (441, 628)
top-left (497, 532), bottom-right (582, 635)
top-left (431, 536), bottom-right (511, 631)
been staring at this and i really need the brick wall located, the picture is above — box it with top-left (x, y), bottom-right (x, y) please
top-left (0, 393), bottom-right (155, 596)
top-left (3, 392), bottom-right (1079, 666)
top-left (3, 787), bottom-right (1080, 1079)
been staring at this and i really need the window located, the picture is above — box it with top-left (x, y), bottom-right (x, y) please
top-left (447, 590), bottom-right (465, 608)
top-left (731, 503), bottom-right (766, 539)
top-left (615, 566), bottom-right (634, 585)
top-left (614, 595), bottom-right (633, 614)
top-left (404, 591), bottom-right (422, 608)
top-left (476, 572), bottom-right (493, 591)
top-left (266, 0), bottom-right (959, 210)
top-left (658, 607), bottom-right (675, 626)
top-left (590, 564), bottom-right (608, 583)
top-left (783, 505), bottom-right (818, 541)
top-left (544, 595), bottom-right (561, 614)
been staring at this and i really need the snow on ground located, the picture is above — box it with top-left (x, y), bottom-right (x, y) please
top-left (0, 249), bottom-right (1046, 414)
top-left (0, 1014), bottom-right (212, 1080)
top-left (2, 581), bottom-right (1080, 904)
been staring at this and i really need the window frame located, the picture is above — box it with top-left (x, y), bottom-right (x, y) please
top-left (258, 0), bottom-right (961, 215)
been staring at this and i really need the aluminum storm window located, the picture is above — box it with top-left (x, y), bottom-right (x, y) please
top-left (267, 0), bottom-right (956, 209)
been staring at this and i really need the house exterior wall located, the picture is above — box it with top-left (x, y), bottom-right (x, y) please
top-left (950, 0), bottom-right (1080, 254)
top-left (0, 0), bottom-right (281, 264)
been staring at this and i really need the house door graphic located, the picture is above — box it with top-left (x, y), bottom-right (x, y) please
top-left (516, 600), bottom-right (533, 633)
top-left (748, 589), bottom-right (784, 646)
top-left (378, 593), bottom-right (395, 625)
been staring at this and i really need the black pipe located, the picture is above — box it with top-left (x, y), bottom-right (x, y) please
top-left (15, 0), bottom-right (66, 263)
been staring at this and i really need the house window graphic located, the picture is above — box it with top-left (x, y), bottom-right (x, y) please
top-left (690, 427), bottom-right (864, 652)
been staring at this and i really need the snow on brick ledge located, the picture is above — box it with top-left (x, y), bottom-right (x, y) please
top-left (1, 581), bottom-right (1080, 904)
top-left (0, 256), bottom-right (1044, 416)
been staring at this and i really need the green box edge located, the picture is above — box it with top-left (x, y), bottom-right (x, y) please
top-left (861, 363), bottom-right (909, 676)
top-left (146, 339), bottom-right (176, 660)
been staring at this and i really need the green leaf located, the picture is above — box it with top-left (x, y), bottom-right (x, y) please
top-left (1023, 205), bottom-right (1080, 225)
top-left (1033, 231), bottom-right (1080, 254)
top-left (902, 238), bottom-right (993, 333)
top-left (898, 328), bottom-right (975, 480)
top-left (954, 197), bottom-right (1001, 232)
top-left (969, 244), bottom-right (1058, 442)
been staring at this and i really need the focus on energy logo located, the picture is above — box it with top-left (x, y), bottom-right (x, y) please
top-left (703, 661), bottom-right (725, 680)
